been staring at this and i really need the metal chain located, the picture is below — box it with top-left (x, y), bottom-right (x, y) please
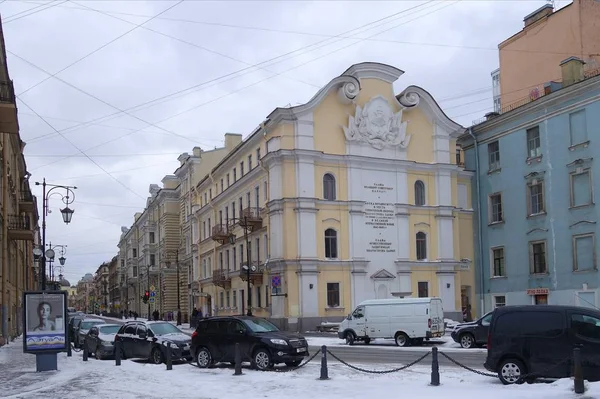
top-left (439, 351), bottom-right (572, 380)
top-left (71, 343), bottom-right (82, 352)
top-left (272, 349), bottom-right (321, 373)
top-left (326, 349), bottom-right (431, 374)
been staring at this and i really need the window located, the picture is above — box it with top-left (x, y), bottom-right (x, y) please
top-left (323, 173), bottom-right (336, 200)
top-left (208, 218), bottom-right (211, 233)
top-left (256, 286), bottom-right (261, 307)
top-left (225, 250), bottom-right (230, 270)
top-left (489, 193), bottom-right (503, 223)
top-left (493, 97), bottom-right (501, 113)
top-left (220, 178), bottom-right (224, 192)
top-left (233, 290), bottom-right (237, 308)
top-left (456, 148), bottom-right (462, 165)
top-left (573, 234), bottom-right (596, 272)
top-left (488, 140), bottom-right (500, 170)
top-left (248, 154), bottom-right (253, 169)
top-left (417, 281), bottom-right (429, 297)
top-left (520, 312), bottom-right (563, 337)
top-left (326, 283), bottom-right (340, 307)
top-left (492, 247), bottom-right (505, 277)
top-left (526, 126), bottom-right (541, 158)
top-left (569, 110), bottom-right (588, 146)
top-left (150, 254), bottom-right (155, 266)
top-left (219, 210), bottom-right (223, 226)
top-left (202, 221), bottom-right (206, 240)
top-left (233, 249), bottom-right (237, 270)
top-left (219, 252), bottom-right (223, 269)
top-left (219, 291), bottom-right (224, 308)
top-left (416, 232), bottom-right (427, 260)
top-left (240, 161), bottom-right (245, 176)
top-left (255, 186), bottom-right (260, 208)
top-left (226, 173), bottom-right (230, 187)
top-left (246, 192), bottom-right (251, 208)
top-left (570, 169), bottom-right (593, 208)
top-left (529, 241), bottom-right (547, 274)
top-left (571, 314), bottom-right (600, 340)
top-left (226, 291), bottom-right (230, 308)
top-left (149, 232), bottom-right (155, 243)
top-left (493, 296), bottom-right (506, 308)
top-left (324, 229), bottom-right (338, 259)
top-left (233, 167), bottom-right (237, 182)
top-left (264, 181), bottom-right (268, 202)
top-left (209, 188), bottom-right (212, 199)
top-left (527, 180), bottom-right (545, 215)
top-left (132, 248), bottom-right (137, 257)
top-left (255, 237), bottom-right (260, 263)
top-left (414, 180), bottom-right (425, 206)
top-left (256, 147), bottom-right (261, 160)
top-left (535, 294), bottom-right (548, 305)
top-left (225, 206), bottom-right (229, 225)
top-left (204, 192), bottom-right (207, 205)
top-left (239, 197), bottom-right (243, 216)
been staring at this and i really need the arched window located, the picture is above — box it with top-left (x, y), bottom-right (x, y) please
top-left (415, 180), bottom-right (426, 206)
top-left (323, 173), bottom-right (336, 201)
top-left (325, 228), bottom-right (338, 259)
top-left (416, 232), bottom-right (427, 260)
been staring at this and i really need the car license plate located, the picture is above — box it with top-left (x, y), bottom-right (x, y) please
top-left (296, 347), bottom-right (306, 353)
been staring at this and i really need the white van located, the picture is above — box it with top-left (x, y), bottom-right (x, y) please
top-left (337, 297), bottom-right (445, 347)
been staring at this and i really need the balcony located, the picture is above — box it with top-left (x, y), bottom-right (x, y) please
top-left (7, 215), bottom-right (35, 241)
top-left (238, 261), bottom-right (264, 285)
top-left (19, 190), bottom-right (35, 212)
top-left (0, 81), bottom-right (18, 134)
top-left (238, 207), bottom-right (263, 231)
top-left (211, 224), bottom-right (231, 245)
top-left (212, 268), bottom-right (231, 289)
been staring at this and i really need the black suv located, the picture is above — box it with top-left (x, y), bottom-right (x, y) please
top-left (484, 305), bottom-right (600, 385)
top-left (114, 320), bottom-right (192, 364)
top-left (451, 311), bottom-right (493, 348)
top-left (191, 316), bottom-right (309, 370)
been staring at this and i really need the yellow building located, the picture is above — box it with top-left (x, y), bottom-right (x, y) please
top-left (195, 62), bottom-right (475, 329)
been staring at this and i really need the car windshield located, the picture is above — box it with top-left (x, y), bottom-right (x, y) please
top-left (242, 318), bottom-right (280, 333)
top-left (99, 325), bottom-right (120, 334)
top-left (81, 321), bottom-right (104, 330)
top-left (150, 323), bottom-right (182, 336)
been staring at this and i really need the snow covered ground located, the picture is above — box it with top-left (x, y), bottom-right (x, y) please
top-left (304, 335), bottom-right (486, 353)
top-left (0, 337), bottom-right (596, 399)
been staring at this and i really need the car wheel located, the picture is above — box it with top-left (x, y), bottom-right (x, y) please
top-left (196, 347), bottom-right (213, 368)
top-left (459, 333), bottom-right (475, 349)
top-left (364, 338), bottom-right (371, 345)
top-left (498, 358), bottom-right (526, 385)
top-left (151, 347), bottom-right (164, 365)
top-left (285, 360), bottom-right (302, 367)
top-left (394, 332), bottom-right (410, 347)
top-left (252, 348), bottom-right (273, 371)
top-left (345, 332), bottom-right (356, 345)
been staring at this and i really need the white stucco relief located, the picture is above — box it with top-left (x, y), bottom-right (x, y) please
top-left (342, 96), bottom-right (411, 150)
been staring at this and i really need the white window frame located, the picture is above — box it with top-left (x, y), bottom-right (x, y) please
top-left (572, 233), bottom-right (597, 272)
top-left (490, 246), bottom-right (506, 278)
top-left (492, 295), bottom-right (506, 308)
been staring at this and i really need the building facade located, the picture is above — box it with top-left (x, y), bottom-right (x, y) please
top-left (459, 57), bottom-right (600, 313)
top-left (499, 0), bottom-right (600, 106)
top-left (195, 62), bottom-right (475, 330)
top-left (0, 18), bottom-right (39, 344)
top-left (74, 273), bottom-right (94, 313)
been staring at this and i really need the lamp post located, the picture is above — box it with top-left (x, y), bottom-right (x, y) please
top-left (35, 179), bottom-right (76, 291)
top-left (164, 249), bottom-right (181, 326)
top-left (44, 243), bottom-right (67, 284)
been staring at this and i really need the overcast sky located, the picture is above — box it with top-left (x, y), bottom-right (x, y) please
top-left (1, 0), bottom-right (564, 283)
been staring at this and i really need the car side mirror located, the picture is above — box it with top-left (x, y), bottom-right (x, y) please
top-left (347, 314), bottom-right (352, 320)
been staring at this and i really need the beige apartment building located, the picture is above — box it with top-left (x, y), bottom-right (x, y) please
top-left (0, 18), bottom-right (40, 344)
top-left (497, 0), bottom-right (600, 108)
top-left (195, 62), bottom-right (474, 330)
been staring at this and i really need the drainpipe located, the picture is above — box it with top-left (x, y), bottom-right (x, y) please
top-left (207, 171), bottom-right (216, 314)
top-left (1, 133), bottom-right (8, 342)
top-left (258, 121), bottom-right (271, 315)
top-left (468, 127), bottom-right (485, 318)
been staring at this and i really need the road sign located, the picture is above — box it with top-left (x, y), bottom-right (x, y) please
top-left (150, 292), bottom-right (156, 297)
top-left (150, 285), bottom-right (155, 291)
top-left (149, 298), bottom-right (155, 303)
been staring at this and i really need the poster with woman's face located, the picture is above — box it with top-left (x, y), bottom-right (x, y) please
top-left (24, 292), bottom-right (66, 352)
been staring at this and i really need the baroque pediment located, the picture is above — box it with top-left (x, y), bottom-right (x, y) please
top-left (342, 95), bottom-right (411, 150)
top-left (371, 268), bottom-right (396, 280)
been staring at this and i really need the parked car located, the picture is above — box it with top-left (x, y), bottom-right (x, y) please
top-left (338, 298), bottom-right (445, 346)
top-left (191, 316), bottom-right (309, 370)
top-left (484, 305), bottom-right (600, 385)
top-left (85, 324), bottom-right (121, 359)
top-left (69, 316), bottom-right (85, 344)
top-left (451, 311), bottom-right (493, 348)
top-left (76, 318), bottom-right (106, 348)
top-left (114, 321), bottom-right (192, 364)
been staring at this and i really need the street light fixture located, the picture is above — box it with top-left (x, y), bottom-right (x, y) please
top-left (58, 256), bottom-right (66, 266)
top-left (35, 178), bottom-right (77, 291)
top-left (45, 243), bottom-right (67, 283)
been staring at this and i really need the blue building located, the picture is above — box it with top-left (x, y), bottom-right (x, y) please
top-left (459, 57), bottom-right (600, 315)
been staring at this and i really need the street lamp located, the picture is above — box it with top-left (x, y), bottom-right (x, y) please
top-left (45, 243), bottom-right (67, 283)
top-left (164, 249), bottom-right (182, 326)
top-left (35, 178), bottom-right (77, 291)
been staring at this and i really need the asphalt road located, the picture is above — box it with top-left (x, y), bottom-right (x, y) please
top-left (93, 315), bottom-right (487, 370)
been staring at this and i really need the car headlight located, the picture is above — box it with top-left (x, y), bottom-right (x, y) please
top-left (270, 339), bottom-right (288, 346)
top-left (169, 342), bottom-right (179, 349)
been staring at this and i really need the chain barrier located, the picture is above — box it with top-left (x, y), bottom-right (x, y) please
top-left (326, 349), bottom-right (431, 374)
top-left (71, 343), bottom-right (82, 352)
top-left (439, 351), bottom-right (573, 380)
top-left (271, 349), bottom-right (321, 373)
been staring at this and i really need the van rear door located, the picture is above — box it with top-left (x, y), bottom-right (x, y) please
top-left (429, 299), bottom-right (444, 337)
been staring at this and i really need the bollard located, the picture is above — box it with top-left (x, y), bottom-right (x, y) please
top-left (319, 345), bottom-right (329, 380)
top-left (82, 340), bottom-right (88, 362)
top-left (234, 343), bottom-right (243, 376)
top-left (430, 347), bottom-right (440, 386)
top-left (115, 340), bottom-right (121, 366)
top-left (67, 339), bottom-right (72, 357)
top-left (166, 344), bottom-right (173, 371)
top-left (573, 347), bottom-right (584, 394)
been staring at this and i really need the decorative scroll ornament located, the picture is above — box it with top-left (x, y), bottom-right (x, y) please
top-left (342, 95), bottom-right (411, 150)
top-left (337, 81), bottom-right (360, 104)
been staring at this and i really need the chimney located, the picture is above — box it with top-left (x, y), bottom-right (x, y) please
top-left (523, 4), bottom-right (553, 27)
top-left (192, 146), bottom-right (203, 157)
top-left (224, 133), bottom-right (243, 152)
top-left (560, 57), bottom-right (586, 87)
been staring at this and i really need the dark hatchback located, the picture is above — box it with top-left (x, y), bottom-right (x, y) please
top-left (191, 316), bottom-right (309, 370)
top-left (451, 311), bottom-right (493, 349)
top-left (484, 305), bottom-right (600, 385)
top-left (115, 321), bottom-right (192, 364)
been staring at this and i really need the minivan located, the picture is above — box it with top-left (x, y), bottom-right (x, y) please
top-left (484, 305), bottom-right (600, 385)
top-left (337, 297), bottom-right (445, 346)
